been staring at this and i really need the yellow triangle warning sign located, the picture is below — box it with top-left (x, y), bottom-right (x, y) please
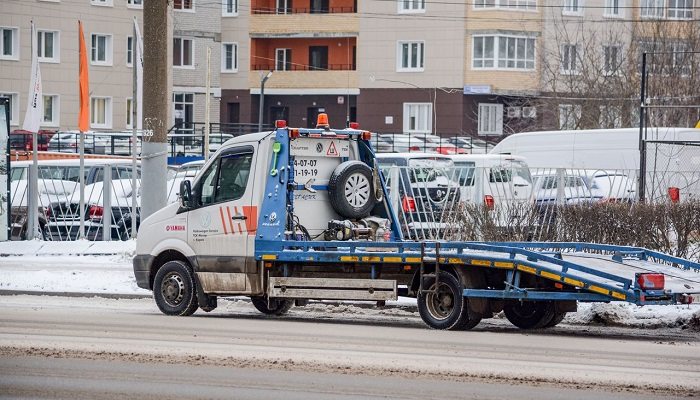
top-left (326, 141), bottom-right (339, 157)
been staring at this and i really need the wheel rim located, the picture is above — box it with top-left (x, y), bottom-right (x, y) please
top-left (510, 302), bottom-right (539, 319)
top-left (425, 282), bottom-right (455, 320)
top-left (344, 173), bottom-right (370, 208)
top-left (161, 272), bottom-right (185, 306)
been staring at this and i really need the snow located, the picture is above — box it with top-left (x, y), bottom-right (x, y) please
top-left (0, 239), bottom-right (698, 330)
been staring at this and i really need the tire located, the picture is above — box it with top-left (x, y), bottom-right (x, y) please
top-left (455, 298), bottom-right (482, 330)
top-left (328, 161), bottom-right (376, 219)
top-left (251, 297), bottom-right (294, 315)
top-left (153, 260), bottom-right (199, 316)
top-left (503, 301), bottom-right (556, 329)
top-left (417, 271), bottom-right (469, 330)
top-left (544, 311), bottom-right (567, 328)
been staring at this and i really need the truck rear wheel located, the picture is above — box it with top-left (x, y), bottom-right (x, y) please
top-left (418, 271), bottom-right (474, 330)
top-left (251, 297), bottom-right (294, 315)
top-left (544, 311), bottom-right (567, 328)
top-left (503, 301), bottom-right (555, 329)
top-left (153, 260), bottom-right (199, 316)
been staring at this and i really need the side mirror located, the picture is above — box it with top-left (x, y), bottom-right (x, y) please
top-left (180, 180), bottom-right (193, 209)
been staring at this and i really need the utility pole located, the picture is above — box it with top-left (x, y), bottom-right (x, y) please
top-left (141, 0), bottom-right (170, 220)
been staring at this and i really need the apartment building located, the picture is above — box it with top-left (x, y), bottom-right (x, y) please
top-left (0, 0), bottom-right (219, 133)
top-left (2, 0), bottom-right (696, 137)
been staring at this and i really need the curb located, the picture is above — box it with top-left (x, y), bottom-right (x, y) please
top-left (0, 290), bottom-right (151, 300)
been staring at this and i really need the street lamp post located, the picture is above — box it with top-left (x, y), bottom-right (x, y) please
top-left (258, 70), bottom-right (273, 132)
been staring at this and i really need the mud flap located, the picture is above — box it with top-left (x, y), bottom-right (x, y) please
top-left (194, 274), bottom-right (218, 312)
top-left (454, 268), bottom-right (491, 318)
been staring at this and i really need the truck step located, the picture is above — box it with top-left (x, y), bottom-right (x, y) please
top-left (268, 277), bottom-right (397, 301)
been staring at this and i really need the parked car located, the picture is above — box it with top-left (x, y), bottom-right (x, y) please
top-left (532, 171), bottom-right (602, 210)
top-left (48, 131), bottom-right (109, 154)
top-left (376, 153), bottom-right (460, 239)
top-left (9, 129), bottom-right (55, 152)
top-left (585, 171), bottom-right (636, 202)
top-left (377, 134), bottom-right (428, 153)
top-left (9, 159), bottom-right (139, 240)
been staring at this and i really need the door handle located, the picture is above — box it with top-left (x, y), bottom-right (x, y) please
top-left (231, 215), bottom-right (247, 220)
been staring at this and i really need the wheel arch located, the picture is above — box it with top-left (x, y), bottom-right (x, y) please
top-left (150, 249), bottom-right (191, 290)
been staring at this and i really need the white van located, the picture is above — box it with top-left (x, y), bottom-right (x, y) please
top-left (489, 127), bottom-right (700, 170)
top-left (447, 154), bottom-right (533, 209)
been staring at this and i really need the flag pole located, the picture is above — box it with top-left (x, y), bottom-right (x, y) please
top-left (77, 20), bottom-right (89, 240)
top-left (131, 17), bottom-right (138, 239)
top-left (23, 20), bottom-right (42, 240)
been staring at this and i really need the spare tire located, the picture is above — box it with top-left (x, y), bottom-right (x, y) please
top-left (328, 161), bottom-right (376, 219)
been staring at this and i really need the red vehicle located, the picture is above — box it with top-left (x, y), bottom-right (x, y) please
top-left (433, 144), bottom-right (468, 155)
top-left (9, 129), bottom-right (55, 152)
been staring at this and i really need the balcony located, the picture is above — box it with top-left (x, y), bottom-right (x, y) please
top-left (250, 0), bottom-right (358, 37)
top-left (248, 70), bottom-right (358, 91)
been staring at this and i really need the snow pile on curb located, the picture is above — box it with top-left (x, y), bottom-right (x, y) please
top-left (568, 303), bottom-right (700, 329)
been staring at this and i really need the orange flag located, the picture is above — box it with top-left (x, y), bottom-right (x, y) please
top-left (78, 20), bottom-right (89, 133)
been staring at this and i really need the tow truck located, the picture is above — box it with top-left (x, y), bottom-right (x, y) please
top-left (134, 115), bottom-right (700, 330)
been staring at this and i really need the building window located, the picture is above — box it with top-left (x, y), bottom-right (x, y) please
top-left (641, 0), bottom-right (664, 18)
top-left (127, 0), bottom-right (143, 8)
top-left (43, 95), bottom-right (59, 126)
top-left (399, 0), bottom-right (426, 13)
top-left (671, 42), bottom-right (692, 75)
top-left (472, 35), bottom-right (535, 70)
top-left (91, 0), bottom-right (113, 6)
top-left (276, 48), bottom-right (292, 71)
top-left (603, 45), bottom-right (621, 75)
top-left (477, 103), bottom-right (503, 136)
top-left (126, 36), bottom-right (133, 66)
top-left (222, 0), bottom-right (238, 15)
top-left (603, 0), bottom-right (622, 17)
top-left (173, 93), bottom-right (194, 130)
top-left (403, 103), bottom-right (432, 133)
top-left (668, 0), bottom-right (693, 19)
top-left (397, 41), bottom-right (424, 72)
top-left (599, 105), bottom-right (623, 128)
top-left (561, 43), bottom-right (579, 74)
top-left (91, 34), bottom-right (113, 66)
top-left (0, 92), bottom-right (19, 125)
top-left (222, 43), bottom-right (238, 72)
top-left (276, 0), bottom-right (292, 14)
top-left (174, 0), bottom-right (194, 11)
top-left (562, 0), bottom-right (583, 14)
top-left (126, 98), bottom-right (133, 128)
top-left (474, 0), bottom-right (536, 10)
top-left (37, 30), bottom-right (60, 63)
top-left (173, 37), bottom-right (193, 67)
top-left (0, 27), bottom-right (19, 60)
top-left (558, 104), bottom-right (581, 129)
top-left (91, 97), bottom-right (112, 129)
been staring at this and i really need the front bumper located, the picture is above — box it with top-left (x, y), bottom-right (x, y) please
top-left (133, 254), bottom-right (154, 290)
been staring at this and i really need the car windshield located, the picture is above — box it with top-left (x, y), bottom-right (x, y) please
top-left (452, 161), bottom-right (476, 186)
top-left (408, 159), bottom-right (451, 183)
top-left (10, 167), bottom-right (27, 181)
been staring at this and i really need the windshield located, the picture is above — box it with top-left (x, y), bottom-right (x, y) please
top-left (408, 159), bottom-right (452, 183)
top-left (452, 161), bottom-right (476, 186)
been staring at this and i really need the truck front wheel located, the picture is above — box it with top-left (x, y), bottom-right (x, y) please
top-left (153, 261), bottom-right (199, 316)
top-left (418, 271), bottom-right (474, 330)
top-left (251, 297), bottom-right (294, 315)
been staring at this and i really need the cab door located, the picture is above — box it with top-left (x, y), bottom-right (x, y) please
top-left (187, 145), bottom-right (258, 293)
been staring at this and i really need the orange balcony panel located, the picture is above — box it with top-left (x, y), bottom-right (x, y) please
top-left (251, 38), bottom-right (356, 71)
top-left (251, 0), bottom-right (356, 14)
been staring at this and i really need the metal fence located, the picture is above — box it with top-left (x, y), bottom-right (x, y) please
top-left (644, 140), bottom-right (700, 202)
top-left (9, 160), bottom-right (699, 243)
